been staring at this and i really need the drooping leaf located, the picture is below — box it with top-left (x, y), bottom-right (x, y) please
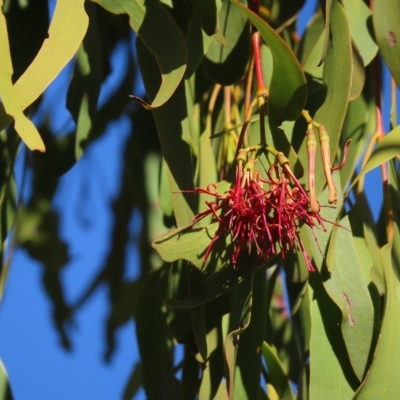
top-left (184, 11), bottom-right (214, 79)
top-left (372, 0), bottom-right (400, 88)
top-left (261, 341), bottom-right (294, 400)
top-left (325, 214), bottom-right (374, 380)
top-left (353, 241), bottom-right (400, 398)
top-left (342, 0), bottom-right (378, 66)
top-left (347, 125), bottom-right (400, 194)
top-left (225, 270), bottom-right (253, 398)
top-left (339, 72), bottom-right (375, 190)
top-left (0, 0), bottom-right (89, 134)
top-left (349, 42), bottom-right (366, 101)
top-left (191, 0), bottom-right (221, 36)
top-left (93, 0), bottom-right (187, 108)
top-left (135, 267), bottom-right (181, 399)
top-left (308, 174), bottom-right (374, 381)
top-left (0, 359), bottom-right (13, 400)
top-left (232, 267), bottom-right (266, 399)
top-left (198, 338), bottom-right (225, 400)
top-left (298, 0), bottom-right (352, 197)
top-left (153, 222), bottom-right (230, 271)
top-left (308, 273), bottom-right (358, 399)
top-left (203, 0), bottom-right (250, 85)
top-left (318, 0), bottom-right (332, 66)
top-left (0, 3), bottom-right (44, 151)
top-left (182, 348), bottom-right (201, 400)
top-left (136, 37), bottom-right (196, 226)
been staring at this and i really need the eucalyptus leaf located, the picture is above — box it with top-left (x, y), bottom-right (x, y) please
top-left (0, 0), bottom-right (89, 136)
top-left (92, 0), bottom-right (187, 108)
top-left (373, 0), bottom-right (400, 87)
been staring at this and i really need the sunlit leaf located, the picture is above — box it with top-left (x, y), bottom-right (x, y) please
top-left (342, 0), bottom-right (378, 66)
top-left (153, 222), bottom-right (230, 270)
top-left (93, 0), bottom-right (187, 108)
top-left (308, 273), bottom-right (358, 399)
top-left (347, 125), bottom-right (400, 194)
top-left (0, 0), bottom-right (89, 136)
top-left (353, 241), bottom-right (400, 398)
top-left (0, 4), bottom-right (44, 151)
top-left (325, 214), bottom-right (374, 380)
top-left (136, 37), bottom-right (196, 226)
top-left (349, 43), bottom-right (366, 101)
top-left (261, 341), bottom-right (294, 400)
top-left (373, 0), bottom-right (400, 88)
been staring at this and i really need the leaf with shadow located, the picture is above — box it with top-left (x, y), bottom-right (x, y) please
top-left (135, 266), bottom-right (182, 399)
top-left (202, 0), bottom-right (250, 85)
top-left (308, 270), bottom-right (360, 398)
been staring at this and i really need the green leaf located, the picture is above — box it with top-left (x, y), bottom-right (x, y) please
top-left (135, 267), bottom-right (181, 399)
top-left (186, 266), bottom-right (208, 361)
top-left (298, 0), bottom-right (352, 197)
top-left (163, 266), bottom-right (248, 309)
top-left (93, 0), bottom-right (187, 108)
top-left (325, 214), bottom-right (375, 380)
top-left (339, 75), bottom-right (375, 190)
top-left (182, 349), bottom-right (201, 400)
top-left (203, 0), bottom-right (250, 85)
top-left (225, 271), bottom-right (254, 398)
top-left (0, 359), bottom-right (13, 400)
top-left (185, 12), bottom-right (215, 79)
top-left (0, 3), bottom-right (44, 151)
top-left (152, 222), bottom-right (230, 270)
top-left (342, 0), bottom-right (378, 66)
top-left (373, 0), bottom-right (400, 88)
top-left (66, 2), bottom-right (102, 160)
top-left (298, 11), bottom-right (324, 67)
top-left (0, 0), bottom-right (89, 135)
top-left (349, 43), bottom-right (366, 101)
top-left (308, 175), bottom-right (374, 380)
top-left (262, 342), bottom-right (294, 400)
top-left (136, 37), bottom-right (196, 226)
top-left (353, 242), bottom-right (400, 398)
top-left (191, 0), bottom-right (221, 36)
top-left (198, 343), bottom-right (225, 399)
top-left (232, 267), bottom-right (266, 399)
top-left (231, 0), bottom-right (307, 126)
top-left (347, 125), bottom-right (400, 194)
top-left (309, 272), bottom-right (358, 399)
top-left (318, 0), bottom-right (332, 66)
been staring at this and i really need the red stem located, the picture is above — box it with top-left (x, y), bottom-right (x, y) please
top-left (248, 0), bottom-right (259, 15)
top-left (252, 32), bottom-right (267, 94)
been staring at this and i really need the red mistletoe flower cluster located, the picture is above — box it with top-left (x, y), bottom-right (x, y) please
top-left (189, 149), bottom-right (327, 272)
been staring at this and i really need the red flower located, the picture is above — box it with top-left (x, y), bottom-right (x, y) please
top-left (188, 159), bottom-right (326, 272)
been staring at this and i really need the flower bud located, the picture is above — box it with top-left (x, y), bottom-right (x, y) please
top-left (318, 125), bottom-right (337, 204)
top-left (306, 127), bottom-right (319, 212)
